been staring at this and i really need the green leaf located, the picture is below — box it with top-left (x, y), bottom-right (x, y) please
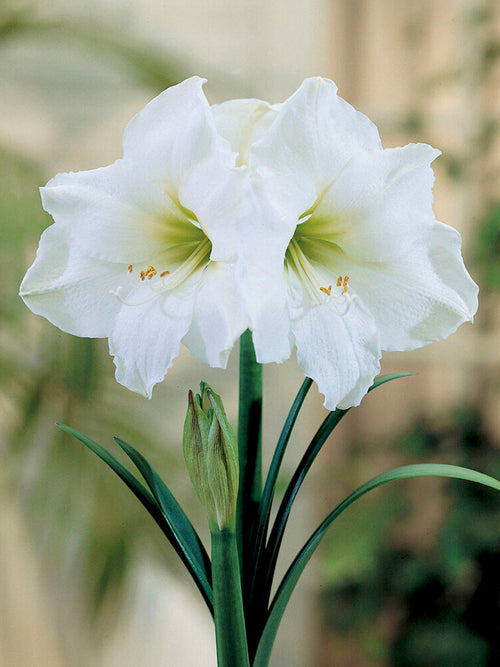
top-left (57, 425), bottom-right (213, 614)
top-left (260, 372), bottom-right (415, 615)
top-left (258, 378), bottom-right (313, 546)
top-left (367, 372), bottom-right (417, 391)
top-left (113, 437), bottom-right (212, 595)
top-left (248, 378), bottom-right (312, 615)
top-left (253, 464), bottom-right (500, 667)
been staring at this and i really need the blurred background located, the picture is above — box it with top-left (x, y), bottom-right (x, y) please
top-left (1, 0), bottom-right (500, 665)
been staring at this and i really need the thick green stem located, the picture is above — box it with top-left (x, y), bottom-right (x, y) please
top-left (211, 529), bottom-right (250, 667)
top-left (237, 330), bottom-right (263, 567)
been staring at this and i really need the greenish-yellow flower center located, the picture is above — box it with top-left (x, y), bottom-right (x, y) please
top-left (112, 197), bottom-right (212, 306)
top-left (285, 206), bottom-right (351, 313)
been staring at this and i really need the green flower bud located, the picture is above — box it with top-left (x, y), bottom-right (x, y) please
top-left (183, 383), bottom-right (239, 532)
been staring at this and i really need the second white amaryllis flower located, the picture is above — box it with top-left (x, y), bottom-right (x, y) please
top-left (214, 77), bottom-right (479, 411)
top-left (20, 77), bottom-right (247, 397)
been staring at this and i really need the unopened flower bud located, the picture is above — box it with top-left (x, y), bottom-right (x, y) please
top-left (183, 383), bottom-right (239, 532)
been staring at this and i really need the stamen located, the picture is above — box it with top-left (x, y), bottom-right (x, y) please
top-left (286, 238), bottom-right (353, 316)
top-left (140, 265), bottom-right (157, 281)
top-left (128, 264), bottom-right (133, 273)
top-left (160, 237), bottom-right (211, 291)
top-left (114, 238), bottom-right (212, 308)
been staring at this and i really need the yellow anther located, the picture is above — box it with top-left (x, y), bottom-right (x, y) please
top-left (128, 264), bottom-right (133, 273)
top-left (140, 265), bottom-right (157, 281)
top-left (320, 285), bottom-right (332, 296)
top-left (336, 275), bottom-right (342, 287)
top-left (160, 270), bottom-right (170, 277)
top-left (342, 276), bottom-right (349, 294)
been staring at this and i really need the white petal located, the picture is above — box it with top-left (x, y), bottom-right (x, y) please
top-left (122, 77), bottom-right (233, 190)
top-left (109, 286), bottom-right (194, 397)
top-left (317, 143), bottom-right (441, 262)
top-left (20, 223), bottom-right (123, 337)
top-left (341, 221), bottom-right (478, 351)
top-left (182, 262), bottom-right (247, 367)
top-left (251, 277), bottom-right (294, 365)
top-left (235, 172), bottom-right (315, 363)
top-left (40, 160), bottom-right (185, 265)
top-left (212, 98), bottom-right (279, 166)
top-left (178, 159), bottom-right (245, 262)
top-left (292, 295), bottom-right (381, 411)
top-left (250, 77), bottom-right (382, 192)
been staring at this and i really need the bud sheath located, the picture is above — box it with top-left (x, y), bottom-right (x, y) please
top-left (183, 383), bottom-right (239, 531)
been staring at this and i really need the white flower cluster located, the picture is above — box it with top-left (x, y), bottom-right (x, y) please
top-left (20, 77), bottom-right (478, 410)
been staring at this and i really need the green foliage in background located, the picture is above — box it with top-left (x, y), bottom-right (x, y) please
top-left (476, 204), bottom-right (500, 290)
top-left (320, 408), bottom-right (500, 666)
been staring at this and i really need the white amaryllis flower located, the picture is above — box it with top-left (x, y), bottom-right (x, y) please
top-left (213, 77), bottom-right (479, 411)
top-left (20, 77), bottom-right (247, 397)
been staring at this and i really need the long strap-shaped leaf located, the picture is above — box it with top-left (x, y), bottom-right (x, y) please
top-left (253, 463), bottom-right (500, 667)
top-left (261, 373), bottom-right (414, 610)
top-left (114, 437), bottom-right (212, 589)
top-left (249, 378), bottom-right (313, 600)
top-left (58, 425), bottom-right (213, 614)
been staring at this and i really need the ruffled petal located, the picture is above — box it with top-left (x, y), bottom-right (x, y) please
top-left (250, 77), bottom-right (382, 192)
top-left (122, 77), bottom-right (233, 190)
top-left (109, 284), bottom-right (195, 397)
top-left (338, 221), bottom-right (478, 351)
top-left (236, 171), bottom-right (315, 363)
top-left (315, 143), bottom-right (441, 262)
top-left (19, 223), bottom-right (123, 337)
top-left (178, 158), bottom-right (245, 262)
top-left (251, 277), bottom-right (294, 364)
top-left (211, 98), bottom-right (279, 166)
top-left (182, 262), bottom-right (247, 367)
top-left (291, 288), bottom-right (381, 411)
top-left (40, 159), bottom-right (189, 265)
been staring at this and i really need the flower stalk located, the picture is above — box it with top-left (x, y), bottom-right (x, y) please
top-left (237, 329), bottom-right (263, 579)
top-left (211, 527), bottom-right (250, 667)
